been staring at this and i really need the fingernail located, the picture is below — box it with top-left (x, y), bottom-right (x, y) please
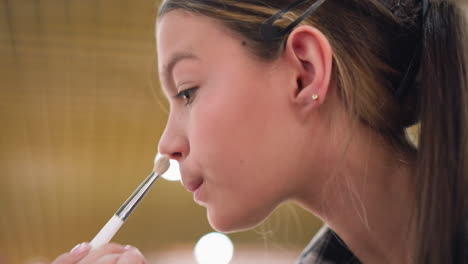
top-left (70, 243), bottom-right (90, 254)
top-left (124, 245), bottom-right (135, 250)
top-left (124, 245), bottom-right (143, 255)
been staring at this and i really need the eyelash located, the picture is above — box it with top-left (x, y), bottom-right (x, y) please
top-left (174, 87), bottom-right (198, 105)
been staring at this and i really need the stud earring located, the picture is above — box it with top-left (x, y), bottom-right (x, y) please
top-left (311, 94), bottom-right (319, 101)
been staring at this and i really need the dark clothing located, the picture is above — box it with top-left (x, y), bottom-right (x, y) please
top-left (297, 225), bottom-right (361, 264)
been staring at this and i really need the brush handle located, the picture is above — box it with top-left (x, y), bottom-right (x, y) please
top-left (89, 215), bottom-right (124, 249)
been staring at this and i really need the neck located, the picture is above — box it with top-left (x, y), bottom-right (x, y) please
top-left (295, 125), bottom-right (417, 264)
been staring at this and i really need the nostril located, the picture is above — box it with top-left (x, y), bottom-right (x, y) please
top-left (170, 152), bottom-right (183, 160)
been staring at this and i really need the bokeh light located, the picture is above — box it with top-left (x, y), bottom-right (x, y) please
top-left (156, 153), bottom-right (181, 181)
top-left (194, 232), bottom-right (234, 264)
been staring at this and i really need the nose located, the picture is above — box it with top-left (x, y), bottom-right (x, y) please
top-left (158, 112), bottom-right (189, 161)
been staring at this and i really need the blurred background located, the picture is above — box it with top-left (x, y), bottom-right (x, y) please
top-left (0, 0), bottom-right (323, 263)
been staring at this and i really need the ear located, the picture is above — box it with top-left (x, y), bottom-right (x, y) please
top-left (283, 25), bottom-right (333, 109)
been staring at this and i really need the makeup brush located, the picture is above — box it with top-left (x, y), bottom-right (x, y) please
top-left (89, 155), bottom-right (170, 249)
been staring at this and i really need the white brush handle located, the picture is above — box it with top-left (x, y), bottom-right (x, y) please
top-left (89, 215), bottom-right (124, 249)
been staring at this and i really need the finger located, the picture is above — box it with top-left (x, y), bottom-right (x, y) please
top-left (116, 247), bottom-right (146, 264)
top-left (79, 243), bottom-right (127, 263)
top-left (52, 243), bottom-right (91, 264)
top-left (94, 254), bottom-right (120, 264)
top-left (91, 246), bottom-right (146, 264)
top-left (87, 248), bottom-right (145, 264)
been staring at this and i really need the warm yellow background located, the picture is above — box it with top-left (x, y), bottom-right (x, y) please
top-left (0, 0), bottom-right (321, 263)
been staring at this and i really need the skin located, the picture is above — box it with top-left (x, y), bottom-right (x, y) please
top-left (49, 243), bottom-right (146, 264)
top-left (157, 10), bottom-right (417, 264)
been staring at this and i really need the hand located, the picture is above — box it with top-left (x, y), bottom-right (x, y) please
top-left (51, 243), bottom-right (146, 264)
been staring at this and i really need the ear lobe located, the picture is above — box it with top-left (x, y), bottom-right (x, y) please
top-left (285, 25), bottom-right (333, 107)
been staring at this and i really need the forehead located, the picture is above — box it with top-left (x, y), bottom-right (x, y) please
top-left (156, 10), bottom-right (235, 67)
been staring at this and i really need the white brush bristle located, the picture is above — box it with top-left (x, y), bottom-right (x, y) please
top-left (154, 155), bottom-right (170, 175)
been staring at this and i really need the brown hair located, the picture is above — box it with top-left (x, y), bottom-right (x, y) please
top-left (158, 0), bottom-right (468, 262)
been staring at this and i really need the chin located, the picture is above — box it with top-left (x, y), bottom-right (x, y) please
top-left (206, 206), bottom-right (270, 233)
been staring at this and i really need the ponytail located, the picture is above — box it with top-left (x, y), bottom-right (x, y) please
top-left (416, 1), bottom-right (468, 263)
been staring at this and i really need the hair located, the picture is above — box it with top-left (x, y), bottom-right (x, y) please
top-left (158, 0), bottom-right (468, 263)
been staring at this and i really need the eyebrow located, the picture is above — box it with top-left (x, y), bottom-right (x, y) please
top-left (162, 52), bottom-right (199, 88)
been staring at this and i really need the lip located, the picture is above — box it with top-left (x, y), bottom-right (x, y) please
top-left (184, 177), bottom-right (204, 193)
top-left (193, 181), bottom-right (204, 203)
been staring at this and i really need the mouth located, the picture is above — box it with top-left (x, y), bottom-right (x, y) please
top-left (184, 177), bottom-right (204, 193)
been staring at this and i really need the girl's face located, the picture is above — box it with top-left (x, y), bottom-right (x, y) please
top-left (157, 11), bottom-right (316, 232)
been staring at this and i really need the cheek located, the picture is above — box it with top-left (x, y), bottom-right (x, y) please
top-left (189, 105), bottom-right (252, 198)
top-left (189, 82), bottom-right (277, 177)
top-left (188, 70), bottom-right (299, 188)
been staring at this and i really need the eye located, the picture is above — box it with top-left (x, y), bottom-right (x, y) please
top-left (175, 87), bottom-right (198, 105)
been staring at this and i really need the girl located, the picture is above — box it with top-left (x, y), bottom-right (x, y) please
top-left (53, 0), bottom-right (468, 263)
